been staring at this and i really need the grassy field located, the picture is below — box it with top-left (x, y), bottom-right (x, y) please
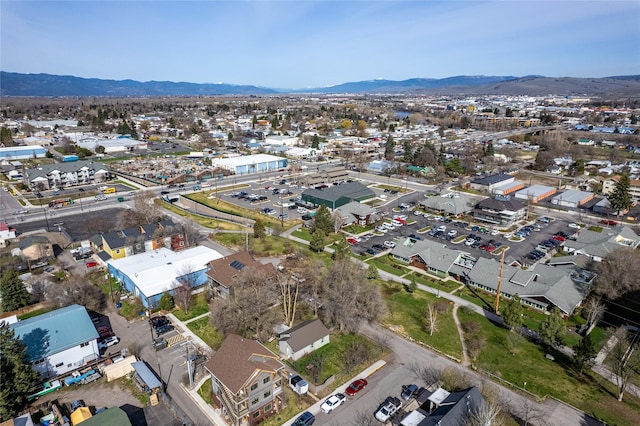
top-left (172, 293), bottom-right (210, 322)
top-left (381, 282), bottom-right (463, 360)
top-left (162, 202), bottom-right (246, 231)
top-left (290, 333), bottom-right (385, 385)
top-left (186, 317), bottom-right (223, 350)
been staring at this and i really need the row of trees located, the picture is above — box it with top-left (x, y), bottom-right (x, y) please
top-left (209, 257), bottom-right (386, 341)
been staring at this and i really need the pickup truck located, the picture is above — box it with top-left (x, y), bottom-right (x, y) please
top-left (375, 396), bottom-right (402, 422)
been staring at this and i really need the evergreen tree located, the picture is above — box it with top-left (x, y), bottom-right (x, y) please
top-left (0, 324), bottom-right (39, 421)
top-left (253, 219), bottom-right (266, 239)
top-left (159, 292), bottom-right (175, 311)
top-left (271, 115), bottom-right (280, 129)
top-left (0, 127), bottom-right (13, 146)
top-left (332, 238), bottom-right (350, 261)
top-left (311, 134), bottom-right (320, 149)
top-left (406, 275), bottom-right (417, 293)
top-left (367, 263), bottom-right (379, 280)
top-left (445, 158), bottom-right (464, 176)
top-left (384, 135), bottom-right (396, 160)
top-left (539, 307), bottom-right (565, 346)
top-left (573, 334), bottom-right (597, 374)
top-left (403, 140), bottom-right (414, 163)
top-left (0, 270), bottom-right (29, 312)
top-left (607, 174), bottom-right (633, 216)
top-left (484, 142), bottom-right (495, 157)
top-left (309, 229), bottom-right (326, 252)
top-left (438, 143), bottom-right (446, 165)
top-left (501, 294), bottom-right (523, 331)
top-left (312, 205), bottom-right (333, 235)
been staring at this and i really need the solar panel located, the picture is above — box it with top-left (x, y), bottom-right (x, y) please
top-left (230, 260), bottom-right (245, 270)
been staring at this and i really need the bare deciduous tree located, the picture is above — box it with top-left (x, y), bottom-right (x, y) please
top-left (583, 297), bottom-right (605, 334)
top-left (352, 410), bottom-right (378, 426)
top-left (279, 273), bottom-right (300, 328)
top-left (464, 399), bottom-right (505, 426)
top-left (595, 248), bottom-right (640, 298)
top-left (425, 302), bottom-right (439, 336)
top-left (610, 328), bottom-right (640, 401)
top-left (45, 276), bottom-right (106, 312)
top-left (408, 363), bottom-right (444, 389)
top-left (133, 190), bottom-right (161, 224)
top-left (173, 264), bottom-right (198, 314)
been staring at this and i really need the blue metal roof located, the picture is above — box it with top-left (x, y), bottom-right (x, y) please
top-left (10, 304), bottom-right (99, 361)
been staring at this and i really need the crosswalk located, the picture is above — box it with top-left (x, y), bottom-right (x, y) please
top-left (167, 333), bottom-right (190, 347)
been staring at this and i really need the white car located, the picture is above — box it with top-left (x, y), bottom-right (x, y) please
top-left (320, 393), bottom-right (346, 414)
top-left (447, 230), bottom-right (457, 237)
top-left (384, 241), bottom-right (396, 248)
top-left (297, 207), bottom-right (308, 214)
top-left (437, 225), bottom-right (447, 232)
top-left (375, 226), bottom-right (387, 233)
top-left (568, 223), bottom-right (581, 229)
top-left (98, 336), bottom-right (120, 350)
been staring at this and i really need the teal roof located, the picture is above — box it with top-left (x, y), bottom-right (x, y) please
top-left (10, 304), bottom-right (99, 361)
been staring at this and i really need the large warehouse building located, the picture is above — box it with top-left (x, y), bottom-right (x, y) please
top-left (301, 182), bottom-right (376, 210)
top-left (211, 154), bottom-right (287, 175)
top-left (0, 145), bottom-right (47, 160)
top-left (107, 246), bottom-right (223, 308)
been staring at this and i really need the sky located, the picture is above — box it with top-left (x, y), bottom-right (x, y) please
top-left (1, 0), bottom-right (639, 89)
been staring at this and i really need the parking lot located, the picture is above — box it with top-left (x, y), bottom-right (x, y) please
top-left (348, 203), bottom-right (579, 267)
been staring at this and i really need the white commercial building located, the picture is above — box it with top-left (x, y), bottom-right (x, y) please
top-left (211, 154), bottom-right (288, 175)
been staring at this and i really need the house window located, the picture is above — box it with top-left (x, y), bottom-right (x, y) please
top-left (251, 397), bottom-right (259, 405)
top-left (250, 382), bottom-right (258, 391)
top-left (81, 342), bottom-right (89, 347)
top-left (264, 403), bottom-right (272, 412)
top-left (179, 241), bottom-right (185, 247)
top-left (263, 376), bottom-right (270, 385)
top-left (55, 362), bottom-right (63, 368)
top-left (263, 390), bottom-right (271, 399)
top-left (252, 411), bottom-right (260, 418)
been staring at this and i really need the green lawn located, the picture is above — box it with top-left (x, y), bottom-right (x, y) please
top-left (290, 333), bottom-right (384, 385)
top-left (456, 308), bottom-right (640, 426)
top-left (162, 202), bottom-right (246, 231)
top-left (381, 282), bottom-right (463, 360)
top-left (186, 317), bottom-right (223, 350)
top-left (196, 378), bottom-right (214, 405)
top-left (172, 293), bottom-right (210, 321)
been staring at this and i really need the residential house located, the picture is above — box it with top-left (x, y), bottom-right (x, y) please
top-left (10, 304), bottom-right (100, 378)
top-left (399, 387), bottom-right (486, 426)
top-left (390, 238), bottom-right (472, 279)
top-left (205, 335), bottom-right (285, 426)
top-left (472, 197), bottom-right (526, 227)
top-left (0, 222), bottom-right (17, 248)
top-left (334, 201), bottom-right (377, 227)
top-left (279, 319), bottom-right (330, 361)
top-left (99, 219), bottom-right (187, 261)
top-left (206, 251), bottom-right (277, 299)
top-left (25, 160), bottom-right (109, 190)
top-left (107, 246), bottom-right (223, 308)
top-left (563, 226), bottom-right (640, 262)
top-left (17, 235), bottom-right (54, 263)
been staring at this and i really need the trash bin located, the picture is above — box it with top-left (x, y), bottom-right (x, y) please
top-left (115, 302), bottom-right (122, 309)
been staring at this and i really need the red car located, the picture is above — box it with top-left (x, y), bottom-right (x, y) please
top-left (347, 238), bottom-right (358, 245)
top-left (600, 219), bottom-right (618, 226)
top-left (345, 378), bottom-right (368, 397)
top-left (85, 261), bottom-right (98, 268)
top-left (552, 235), bottom-right (566, 242)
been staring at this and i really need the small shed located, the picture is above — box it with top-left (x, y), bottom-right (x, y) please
top-left (131, 361), bottom-right (162, 393)
top-left (279, 319), bottom-right (330, 361)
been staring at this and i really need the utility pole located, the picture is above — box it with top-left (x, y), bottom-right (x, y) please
top-left (494, 250), bottom-right (506, 314)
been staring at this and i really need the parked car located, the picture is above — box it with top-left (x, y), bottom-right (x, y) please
top-left (85, 261), bottom-right (98, 268)
top-left (568, 223), bottom-right (581, 229)
top-left (345, 379), bottom-right (368, 397)
top-left (372, 244), bottom-right (385, 251)
top-left (320, 393), bottom-right (346, 414)
top-left (155, 324), bottom-right (174, 336)
top-left (447, 229), bottom-right (457, 237)
top-left (149, 315), bottom-right (169, 329)
top-left (383, 241), bottom-right (396, 249)
top-left (366, 248), bottom-right (378, 255)
top-left (375, 396), bottom-right (402, 422)
top-left (153, 338), bottom-right (168, 351)
top-left (98, 336), bottom-right (120, 350)
top-left (292, 411), bottom-right (315, 426)
top-left (375, 226), bottom-right (388, 233)
top-left (401, 384), bottom-right (419, 400)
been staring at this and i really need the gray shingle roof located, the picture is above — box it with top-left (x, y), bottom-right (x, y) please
top-left (302, 181), bottom-right (375, 203)
top-left (280, 319), bottom-right (330, 352)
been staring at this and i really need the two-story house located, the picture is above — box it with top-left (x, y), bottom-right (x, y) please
top-left (206, 251), bottom-right (277, 299)
top-left (205, 335), bottom-right (285, 426)
top-left (10, 304), bottom-right (100, 378)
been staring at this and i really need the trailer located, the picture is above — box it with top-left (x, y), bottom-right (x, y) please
top-left (80, 371), bottom-right (102, 385)
top-left (64, 369), bottom-right (97, 386)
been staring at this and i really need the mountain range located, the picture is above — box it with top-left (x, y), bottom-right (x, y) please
top-left (1, 71), bottom-right (639, 97)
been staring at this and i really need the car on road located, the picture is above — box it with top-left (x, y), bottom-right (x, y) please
top-left (601, 219), bottom-right (618, 226)
top-left (320, 393), bottom-right (346, 414)
top-left (292, 411), bottom-right (315, 426)
top-left (345, 379), bottom-right (368, 397)
top-left (374, 396), bottom-right (402, 422)
top-left (568, 223), bottom-right (581, 229)
top-left (98, 336), bottom-right (120, 350)
top-left (78, 188), bottom-right (85, 192)
top-left (14, 209), bottom-right (28, 215)
top-left (160, 190), bottom-right (170, 195)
